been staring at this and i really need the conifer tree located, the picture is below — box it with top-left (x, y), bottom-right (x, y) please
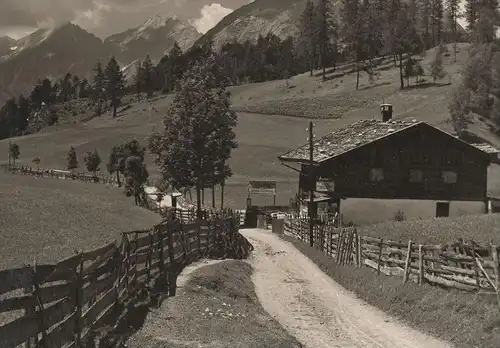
top-left (299, 0), bottom-right (318, 76)
top-left (142, 55), bottom-right (154, 99)
top-left (135, 59), bottom-right (143, 102)
top-left (67, 146), bottom-right (78, 172)
top-left (104, 57), bottom-right (126, 117)
top-left (92, 61), bottom-right (106, 116)
top-left (446, 0), bottom-right (460, 62)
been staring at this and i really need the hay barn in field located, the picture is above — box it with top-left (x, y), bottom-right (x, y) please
top-left (278, 105), bottom-right (500, 225)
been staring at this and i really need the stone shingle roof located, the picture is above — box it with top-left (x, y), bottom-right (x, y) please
top-left (278, 119), bottom-right (423, 163)
top-left (470, 143), bottom-right (500, 154)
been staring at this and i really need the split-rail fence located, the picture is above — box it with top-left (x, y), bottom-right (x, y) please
top-left (284, 217), bottom-right (500, 304)
top-left (0, 215), bottom-right (250, 348)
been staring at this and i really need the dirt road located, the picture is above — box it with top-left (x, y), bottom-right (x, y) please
top-left (241, 229), bottom-right (454, 348)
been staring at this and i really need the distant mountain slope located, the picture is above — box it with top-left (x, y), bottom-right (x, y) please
top-left (0, 23), bottom-right (111, 103)
top-left (105, 15), bottom-right (201, 64)
top-left (0, 36), bottom-right (16, 57)
top-left (196, 0), bottom-right (305, 48)
top-left (197, 0), bottom-right (466, 49)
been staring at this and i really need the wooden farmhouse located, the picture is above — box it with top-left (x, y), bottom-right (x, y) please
top-left (278, 105), bottom-right (500, 225)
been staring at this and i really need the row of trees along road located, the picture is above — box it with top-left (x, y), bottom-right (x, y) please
top-left (65, 140), bottom-right (149, 205)
top-left (149, 53), bottom-right (237, 217)
top-left (448, 3), bottom-right (500, 138)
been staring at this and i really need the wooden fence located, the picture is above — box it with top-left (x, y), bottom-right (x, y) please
top-left (5, 165), bottom-right (123, 187)
top-left (0, 215), bottom-right (247, 348)
top-left (284, 217), bottom-right (500, 300)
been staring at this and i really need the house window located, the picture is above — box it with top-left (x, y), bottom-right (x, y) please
top-left (442, 171), bottom-right (457, 184)
top-left (370, 168), bottom-right (384, 182)
top-left (409, 169), bottom-right (423, 183)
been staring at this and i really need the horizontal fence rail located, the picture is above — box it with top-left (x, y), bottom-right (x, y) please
top-left (0, 215), bottom-right (243, 348)
top-left (5, 165), bottom-right (122, 186)
top-left (284, 217), bottom-right (500, 298)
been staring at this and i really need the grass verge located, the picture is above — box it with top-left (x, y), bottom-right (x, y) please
top-left (357, 213), bottom-right (500, 244)
top-left (125, 260), bottom-right (303, 348)
top-left (281, 235), bottom-right (500, 348)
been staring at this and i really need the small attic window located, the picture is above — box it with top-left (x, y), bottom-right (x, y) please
top-left (409, 169), bottom-right (423, 183)
top-left (370, 168), bottom-right (384, 182)
top-left (442, 171), bottom-right (457, 184)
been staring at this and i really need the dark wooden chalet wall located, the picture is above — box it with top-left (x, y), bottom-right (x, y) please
top-left (300, 123), bottom-right (490, 201)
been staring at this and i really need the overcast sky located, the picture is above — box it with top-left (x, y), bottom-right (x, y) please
top-left (0, 0), bottom-right (251, 39)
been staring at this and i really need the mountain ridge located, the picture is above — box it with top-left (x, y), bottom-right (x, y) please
top-left (104, 15), bottom-right (201, 64)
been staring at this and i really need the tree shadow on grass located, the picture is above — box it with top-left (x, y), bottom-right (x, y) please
top-left (358, 81), bottom-right (392, 91)
top-left (403, 82), bottom-right (452, 91)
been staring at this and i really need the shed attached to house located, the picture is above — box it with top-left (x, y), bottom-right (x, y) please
top-left (278, 118), bottom-right (498, 225)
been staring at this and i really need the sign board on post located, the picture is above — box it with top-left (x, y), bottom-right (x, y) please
top-left (248, 181), bottom-right (277, 206)
top-left (316, 179), bottom-right (335, 192)
top-left (248, 181), bottom-right (276, 195)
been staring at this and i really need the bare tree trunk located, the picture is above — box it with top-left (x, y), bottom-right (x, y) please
top-left (356, 66), bottom-right (360, 90)
top-left (212, 184), bottom-right (216, 208)
top-left (196, 186), bottom-right (202, 219)
top-left (220, 182), bottom-right (225, 211)
top-left (399, 53), bottom-right (404, 89)
top-left (202, 188), bottom-right (205, 205)
top-left (116, 171), bottom-right (121, 187)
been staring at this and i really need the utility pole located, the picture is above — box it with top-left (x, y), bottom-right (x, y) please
top-left (7, 138), bottom-right (11, 170)
top-left (308, 121), bottom-right (315, 247)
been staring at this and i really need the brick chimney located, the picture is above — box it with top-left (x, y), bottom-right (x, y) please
top-left (380, 104), bottom-right (393, 122)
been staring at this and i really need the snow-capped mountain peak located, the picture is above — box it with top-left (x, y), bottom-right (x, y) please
top-left (139, 14), bottom-right (179, 32)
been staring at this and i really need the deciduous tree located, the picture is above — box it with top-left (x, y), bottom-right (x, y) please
top-left (448, 83), bottom-right (472, 138)
top-left (430, 47), bottom-right (447, 83)
top-left (84, 149), bottom-right (101, 176)
top-left (9, 143), bottom-right (20, 166)
top-left (149, 54), bottom-right (237, 217)
top-left (124, 156), bottom-right (149, 205)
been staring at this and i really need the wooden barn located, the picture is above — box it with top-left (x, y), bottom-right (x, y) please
top-left (278, 105), bottom-right (500, 225)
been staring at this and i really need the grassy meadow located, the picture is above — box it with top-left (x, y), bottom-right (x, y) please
top-left (0, 171), bottom-right (161, 269)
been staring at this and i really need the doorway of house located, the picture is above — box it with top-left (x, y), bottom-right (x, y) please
top-left (436, 202), bottom-right (450, 217)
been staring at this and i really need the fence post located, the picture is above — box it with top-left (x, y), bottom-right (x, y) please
top-left (197, 222), bottom-right (202, 258)
top-left (336, 229), bottom-right (344, 264)
top-left (229, 217), bottom-right (234, 244)
top-left (377, 238), bottom-right (383, 275)
top-left (73, 253), bottom-right (84, 348)
top-left (166, 222), bottom-right (177, 296)
top-left (356, 233), bottom-right (362, 267)
top-left (491, 245), bottom-right (500, 310)
top-left (28, 263), bottom-right (43, 348)
top-left (418, 245), bottom-right (424, 285)
top-left (158, 226), bottom-right (165, 274)
top-left (146, 232), bottom-right (153, 286)
top-left (403, 241), bottom-right (413, 284)
top-left (24, 269), bottom-right (35, 348)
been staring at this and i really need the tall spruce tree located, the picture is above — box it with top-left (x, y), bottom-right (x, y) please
top-left (142, 55), bottom-right (154, 99)
top-left (446, 0), bottom-right (461, 62)
top-left (104, 57), bottom-right (126, 117)
top-left (299, 0), bottom-right (318, 76)
top-left (92, 61), bottom-right (106, 116)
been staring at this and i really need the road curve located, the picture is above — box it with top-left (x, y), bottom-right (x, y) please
top-left (241, 228), bottom-right (453, 348)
